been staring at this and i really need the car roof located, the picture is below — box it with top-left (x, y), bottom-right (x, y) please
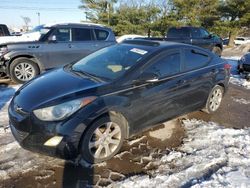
top-left (122, 39), bottom-right (200, 49)
top-left (44, 22), bottom-right (108, 29)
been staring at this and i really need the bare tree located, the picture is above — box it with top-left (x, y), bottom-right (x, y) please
top-left (21, 16), bottom-right (31, 31)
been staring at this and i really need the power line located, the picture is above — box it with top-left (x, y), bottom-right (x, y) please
top-left (0, 0), bottom-right (77, 5)
top-left (0, 5), bottom-right (81, 12)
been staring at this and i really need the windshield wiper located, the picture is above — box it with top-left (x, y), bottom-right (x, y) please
top-left (70, 67), bottom-right (107, 82)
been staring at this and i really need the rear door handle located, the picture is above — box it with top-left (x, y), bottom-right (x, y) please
top-left (177, 79), bottom-right (187, 85)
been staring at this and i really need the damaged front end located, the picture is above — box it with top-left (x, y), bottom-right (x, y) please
top-left (0, 45), bottom-right (9, 79)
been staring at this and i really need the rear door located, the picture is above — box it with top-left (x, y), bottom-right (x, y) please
top-left (125, 49), bottom-right (187, 134)
top-left (179, 47), bottom-right (214, 110)
top-left (70, 27), bottom-right (97, 61)
top-left (70, 28), bottom-right (115, 63)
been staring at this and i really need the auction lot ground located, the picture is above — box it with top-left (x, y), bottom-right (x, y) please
top-left (0, 56), bottom-right (249, 187)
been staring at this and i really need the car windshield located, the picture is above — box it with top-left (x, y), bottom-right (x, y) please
top-left (72, 44), bottom-right (152, 80)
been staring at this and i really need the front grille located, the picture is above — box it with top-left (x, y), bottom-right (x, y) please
top-left (10, 123), bottom-right (29, 143)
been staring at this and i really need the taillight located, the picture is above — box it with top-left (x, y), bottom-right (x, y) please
top-left (224, 63), bottom-right (232, 70)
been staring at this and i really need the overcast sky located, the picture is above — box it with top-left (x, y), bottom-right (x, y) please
top-left (0, 0), bottom-right (86, 29)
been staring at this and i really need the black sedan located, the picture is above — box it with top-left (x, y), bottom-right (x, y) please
top-left (238, 52), bottom-right (250, 80)
top-left (9, 40), bottom-right (231, 163)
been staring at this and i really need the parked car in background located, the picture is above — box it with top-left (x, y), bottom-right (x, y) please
top-left (9, 40), bottom-right (231, 163)
top-left (0, 24), bottom-right (11, 37)
top-left (116, 34), bottom-right (146, 43)
top-left (0, 23), bottom-right (116, 83)
top-left (0, 24), bottom-right (47, 45)
top-left (238, 52), bottom-right (250, 80)
top-left (234, 37), bottom-right (250, 46)
top-left (143, 26), bottom-right (223, 56)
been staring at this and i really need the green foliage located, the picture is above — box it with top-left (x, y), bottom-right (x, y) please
top-left (79, 0), bottom-right (250, 40)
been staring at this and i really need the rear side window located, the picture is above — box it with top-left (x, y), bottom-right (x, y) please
top-left (145, 52), bottom-right (181, 77)
top-left (184, 49), bottom-right (210, 71)
top-left (72, 28), bottom-right (92, 41)
top-left (94, 29), bottom-right (109, 40)
top-left (167, 28), bottom-right (190, 38)
top-left (191, 28), bottom-right (202, 38)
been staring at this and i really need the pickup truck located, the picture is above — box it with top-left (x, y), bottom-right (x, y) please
top-left (0, 23), bottom-right (116, 83)
top-left (145, 27), bottom-right (223, 56)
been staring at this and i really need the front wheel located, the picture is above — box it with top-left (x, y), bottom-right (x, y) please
top-left (203, 85), bottom-right (224, 114)
top-left (9, 58), bottom-right (39, 84)
top-left (80, 115), bottom-right (125, 163)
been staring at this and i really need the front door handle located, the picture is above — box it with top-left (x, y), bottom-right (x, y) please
top-left (211, 69), bottom-right (219, 74)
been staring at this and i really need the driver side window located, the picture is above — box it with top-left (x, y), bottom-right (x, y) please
top-left (49, 28), bottom-right (70, 42)
top-left (145, 52), bottom-right (181, 78)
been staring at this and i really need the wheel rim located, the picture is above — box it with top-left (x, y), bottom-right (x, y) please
top-left (88, 122), bottom-right (121, 159)
top-left (209, 88), bottom-right (223, 111)
top-left (14, 62), bottom-right (35, 81)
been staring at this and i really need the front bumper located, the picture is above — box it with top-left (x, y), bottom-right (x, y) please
top-left (8, 100), bottom-right (88, 160)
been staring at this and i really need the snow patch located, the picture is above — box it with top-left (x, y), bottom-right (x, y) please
top-left (232, 97), bottom-right (250, 105)
top-left (230, 76), bottom-right (250, 90)
top-left (112, 119), bottom-right (250, 188)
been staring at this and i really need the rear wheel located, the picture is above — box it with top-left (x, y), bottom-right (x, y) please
top-left (212, 46), bottom-right (222, 57)
top-left (9, 57), bottom-right (39, 84)
top-left (203, 85), bottom-right (224, 114)
top-left (80, 115), bottom-right (125, 163)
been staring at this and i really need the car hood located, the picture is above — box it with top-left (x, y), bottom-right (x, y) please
top-left (0, 32), bottom-right (41, 45)
top-left (13, 68), bottom-right (106, 111)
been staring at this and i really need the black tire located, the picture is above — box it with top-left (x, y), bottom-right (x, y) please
top-left (9, 57), bottom-right (39, 84)
top-left (80, 115), bottom-right (126, 163)
top-left (212, 46), bottom-right (222, 57)
top-left (203, 85), bottom-right (224, 114)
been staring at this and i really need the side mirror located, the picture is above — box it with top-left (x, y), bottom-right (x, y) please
top-left (135, 72), bottom-right (159, 84)
top-left (48, 35), bottom-right (57, 42)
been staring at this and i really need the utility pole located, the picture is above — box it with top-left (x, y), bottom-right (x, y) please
top-left (37, 12), bottom-right (40, 25)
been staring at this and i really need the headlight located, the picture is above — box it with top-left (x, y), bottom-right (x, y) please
top-left (33, 96), bottom-right (97, 121)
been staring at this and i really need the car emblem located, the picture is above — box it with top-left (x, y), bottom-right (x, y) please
top-left (14, 104), bottom-right (24, 113)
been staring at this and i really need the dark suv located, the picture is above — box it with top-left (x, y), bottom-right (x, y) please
top-left (0, 23), bottom-right (116, 83)
top-left (9, 40), bottom-right (231, 163)
top-left (145, 27), bottom-right (223, 56)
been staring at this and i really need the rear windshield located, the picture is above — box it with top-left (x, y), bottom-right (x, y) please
top-left (167, 28), bottom-right (190, 38)
top-left (72, 44), bottom-right (153, 80)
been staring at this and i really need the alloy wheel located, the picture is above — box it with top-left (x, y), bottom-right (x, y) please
top-left (14, 62), bottom-right (35, 81)
top-left (209, 88), bottom-right (223, 111)
top-left (88, 122), bottom-right (121, 159)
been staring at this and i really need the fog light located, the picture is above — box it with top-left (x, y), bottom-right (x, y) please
top-left (44, 136), bottom-right (63, 147)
